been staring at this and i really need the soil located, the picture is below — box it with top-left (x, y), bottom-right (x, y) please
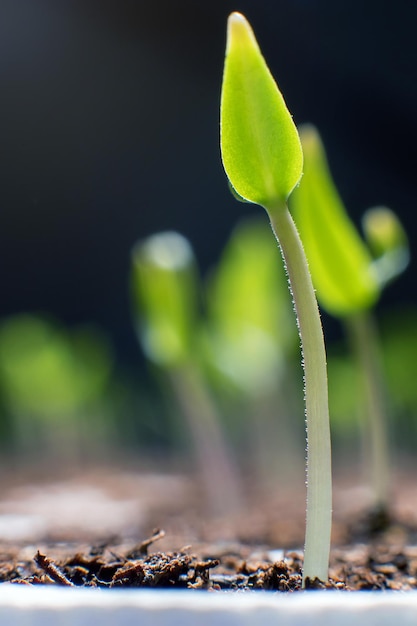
top-left (4, 530), bottom-right (417, 592)
top-left (1, 464), bottom-right (417, 592)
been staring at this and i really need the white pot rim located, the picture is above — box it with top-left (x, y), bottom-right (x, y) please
top-left (1, 585), bottom-right (417, 625)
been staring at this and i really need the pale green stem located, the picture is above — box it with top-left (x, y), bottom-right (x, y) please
top-left (268, 203), bottom-right (332, 585)
top-left (344, 311), bottom-right (390, 510)
top-left (169, 361), bottom-right (243, 516)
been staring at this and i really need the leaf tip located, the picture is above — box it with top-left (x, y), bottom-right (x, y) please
top-left (226, 12), bottom-right (257, 54)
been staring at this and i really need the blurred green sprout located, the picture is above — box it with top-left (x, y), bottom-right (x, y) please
top-left (204, 217), bottom-right (296, 396)
top-left (290, 125), bottom-right (379, 317)
top-left (363, 205), bottom-right (410, 286)
top-left (130, 231), bottom-right (198, 369)
top-left (0, 314), bottom-right (113, 461)
top-left (131, 231), bottom-right (242, 514)
top-left (0, 314), bottom-right (111, 421)
top-left (203, 218), bottom-right (300, 489)
top-left (290, 125), bottom-right (410, 513)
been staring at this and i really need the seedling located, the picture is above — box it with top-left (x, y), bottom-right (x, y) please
top-left (0, 314), bottom-right (112, 457)
top-left (130, 231), bottom-right (242, 514)
top-left (202, 217), bottom-right (300, 487)
top-left (290, 126), bottom-right (410, 511)
top-left (204, 217), bottom-right (296, 395)
top-left (221, 13), bottom-right (331, 584)
top-left (362, 205), bottom-right (410, 287)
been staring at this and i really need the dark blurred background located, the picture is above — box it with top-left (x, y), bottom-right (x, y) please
top-left (1, 0), bottom-right (416, 371)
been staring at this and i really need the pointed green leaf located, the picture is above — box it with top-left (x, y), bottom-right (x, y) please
top-left (290, 125), bottom-right (379, 317)
top-left (220, 12), bottom-right (303, 207)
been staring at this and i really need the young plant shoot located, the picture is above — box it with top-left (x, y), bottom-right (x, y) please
top-left (203, 218), bottom-right (300, 489)
top-left (290, 126), bottom-right (410, 513)
top-left (221, 13), bottom-right (332, 584)
top-left (130, 231), bottom-right (242, 515)
top-left (0, 315), bottom-right (112, 459)
top-left (362, 206), bottom-right (410, 288)
top-left (204, 218), bottom-right (296, 396)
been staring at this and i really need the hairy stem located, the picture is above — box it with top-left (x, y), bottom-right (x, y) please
top-left (268, 203), bottom-right (332, 585)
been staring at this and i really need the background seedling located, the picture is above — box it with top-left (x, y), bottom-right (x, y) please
top-left (362, 206), bottom-right (410, 287)
top-left (202, 217), bottom-right (301, 490)
top-left (130, 231), bottom-right (242, 515)
top-left (290, 126), bottom-right (410, 513)
top-left (221, 12), bottom-right (332, 584)
top-left (0, 314), bottom-right (113, 463)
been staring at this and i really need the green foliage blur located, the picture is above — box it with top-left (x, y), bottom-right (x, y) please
top-left (0, 315), bottom-right (111, 419)
top-left (130, 232), bottom-right (200, 369)
top-left (0, 315), bottom-right (125, 464)
top-left (290, 125), bottom-right (379, 316)
top-left (0, 216), bottom-right (414, 475)
top-left (202, 218), bottom-right (297, 397)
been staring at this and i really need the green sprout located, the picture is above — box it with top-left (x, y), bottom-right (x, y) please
top-left (221, 12), bottom-right (331, 584)
top-left (362, 205), bottom-right (410, 287)
top-left (203, 217), bottom-right (300, 488)
top-left (204, 218), bottom-right (295, 396)
top-left (0, 314), bottom-right (112, 457)
top-left (290, 125), bottom-right (410, 513)
top-left (130, 231), bottom-right (242, 514)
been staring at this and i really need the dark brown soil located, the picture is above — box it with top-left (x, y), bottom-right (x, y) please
top-left (1, 466), bottom-right (417, 592)
top-left (2, 521), bottom-right (417, 592)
